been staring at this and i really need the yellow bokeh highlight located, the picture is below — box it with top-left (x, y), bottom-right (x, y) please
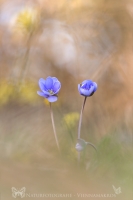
top-left (0, 81), bottom-right (15, 106)
top-left (63, 112), bottom-right (79, 129)
top-left (0, 80), bottom-right (40, 106)
top-left (14, 8), bottom-right (39, 34)
top-left (44, 99), bottom-right (49, 106)
top-left (19, 81), bottom-right (39, 104)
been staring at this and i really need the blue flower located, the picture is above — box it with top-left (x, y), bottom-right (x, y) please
top-left (75, 139), bottom-right (87, 152)
top-left (78, 80), bottom-right (97, 97)
top-left (75, 138), bottom-right (97, 152)
top-left (37, 76), bottom-right (61, 102)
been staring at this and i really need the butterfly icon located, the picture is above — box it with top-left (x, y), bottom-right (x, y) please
top-left (12, 187), bottom-right (26, 198)
top-left (112, 185), bottom-right (121, 195)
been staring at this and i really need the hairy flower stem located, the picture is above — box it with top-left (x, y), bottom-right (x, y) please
top-left (78, 96), bottom-right (87, 139)
top-left (78, 96), bottom-right (87, 163)
top-left (50, 103), bottom-right (60, 151)
top-left (87, 142), bottom-right (98, 153)
top-left (77, 97), bottom-right (97, 163)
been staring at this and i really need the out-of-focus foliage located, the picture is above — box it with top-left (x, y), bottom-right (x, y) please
top-left (0, 80), bottom-right (39, 106)
top-left (63, 112), bottom-right (79, 129)
top-left (19, 81), bottom-right (39, 104)
top-left (0, 81), bottom-right (15, 106)
top-left (13, 8), bottom-right (40, 35)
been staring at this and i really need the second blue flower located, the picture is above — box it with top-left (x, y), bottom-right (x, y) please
top-left (78, 80), bottom-right (97, 97)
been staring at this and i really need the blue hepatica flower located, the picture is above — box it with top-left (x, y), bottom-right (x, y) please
top-left (78, 80), bottom-right (97, 97)
top-left (75, 138), bottom-right (97, 152)
top-left (37, 76), bottom-right (61, 102)
top-left (75, 139), bottom-right (87, 152)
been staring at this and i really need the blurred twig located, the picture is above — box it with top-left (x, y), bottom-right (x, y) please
top-left (91, 50), bottom-right (116, 80)
top-left (18, 31), bottom-right (33, 87)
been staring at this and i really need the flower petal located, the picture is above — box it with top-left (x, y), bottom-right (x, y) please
top-left (75, 143), bottom-right (84, 152)
top-left (93, 82), bottom-right (98, 92)
top-left (45, 77), bottom-right (53, 89)
top-left (52, 77), bottom-right (59, 84)
top-left (53, 81), bottom-right (61, 93)
top-left (75, 139), bottom-right (87, 151)
top-left (37, 91), bottom-right (48, 98)
top-left (42, 90), bottom-right (50, 96)
top-left (39, 78), bottom-right (46, 91)
top-left (53, 88), bottom-right (61, 95)
top-left (81, 80), bottom-right (88, 84)
top-left (82, 80), bottom-right (93, 85)
top-left (79, 86), bottom-right (94, 96)
top-left (82, 80), bottom-right (93, 87)
top-left (47, 96), bottom-right (58, 102)
top-left (86, 80), bottom-right (93, 88)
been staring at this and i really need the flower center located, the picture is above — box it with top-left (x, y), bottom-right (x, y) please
top-left (48, 89), bottom-right (54, 94)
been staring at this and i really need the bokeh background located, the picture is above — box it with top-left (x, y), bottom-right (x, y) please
top-left (0, 0), bottom-right (133, 199)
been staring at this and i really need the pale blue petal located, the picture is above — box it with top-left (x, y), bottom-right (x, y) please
top-left (82, 80), bottom-right (93, 86)
top-left (53, 87), bottom-right (61, 95)
top-left (45, 77), bottom-right (53, 89)
top-left (43, 90), bottom-right (50, 96)
top-left (47, 96), bottom-right (58, 102)
top-left (80, 83), bottom-right (87, 89)
top-left (52, 77), bottom-right (58, 84)
top-left (39, 78), bottom-right (46, 91)
top-left (37, 91), bottom-right (48, 98)
top-left (86, 80), bottom-right (93, 88)
top-left (75, 139), bottom-right (87, 151)
top-left (81, 80), bottom-right (89, 85)
top-left (80, 86), bottom-right (94, 96)
top-left (93, 82), bottom-right (98, 92)
top-left (53, 81), bottom-right (61, 93)
top-left (75, 143), bottom-right (84, 151)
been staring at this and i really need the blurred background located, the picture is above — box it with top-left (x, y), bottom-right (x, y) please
top-left (0, 0), bottom-right (133, 199)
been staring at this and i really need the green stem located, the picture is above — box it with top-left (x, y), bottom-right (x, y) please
top-left (50, 103), bottom-right (60, 151)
